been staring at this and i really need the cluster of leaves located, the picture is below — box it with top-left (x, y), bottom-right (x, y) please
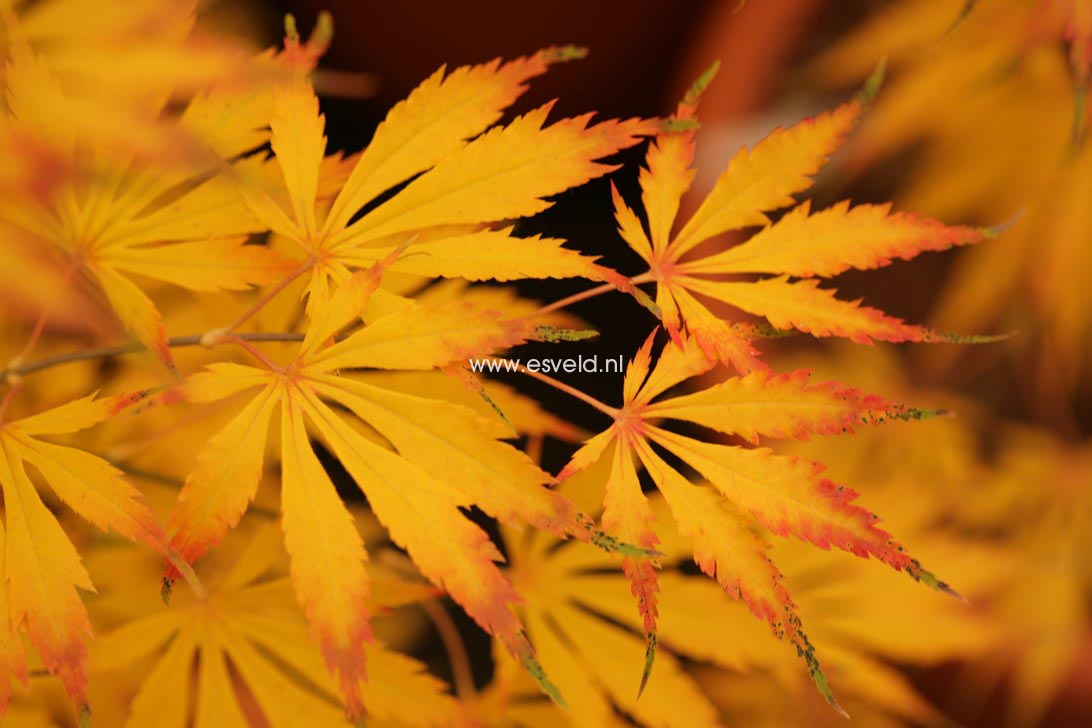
top-left (815, 0), bottom-right (1092, 390)
top-left (0, 1), bottom-right (1027, 726)
top-left (808, 4), bottom-right (1092, 719)
top-left (757, 347), bottom-right (1092, 727)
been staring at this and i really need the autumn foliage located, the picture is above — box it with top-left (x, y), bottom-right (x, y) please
top-left (0, 1), bottom-right (1089, 726)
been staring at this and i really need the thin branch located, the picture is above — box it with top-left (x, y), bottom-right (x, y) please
top-left (420, 599), bottom-right (477, 700)
top-left (373, 547), bottom-right (476, 698)
top-left (216, 261), bottom-right (311, 338)
top-left (531, 270), bottom-right (656, 318)
top-left (9, 263), bottom-right (78, 368)
top-left (0, 381), bottom-right (23, 425)
top-left (13, 307), bottom-right (51, 366)
top-left (519, 366), bottom-right (620, 418)
top-left (531, 281), bottom-right (615, 318)
top-left (2, 264), bottom-right (79, 416)
top-left (219, 335), bottom-right (280, 371)
top-left (1, 332), bottom-right (305, 380)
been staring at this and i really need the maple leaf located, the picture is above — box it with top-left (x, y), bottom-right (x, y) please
top-left (556, 332), bottom-right (960, 712)
top-left (0, 0), bottom-right (275, 166)
top-left (933, 427), bottom-right (1092, 725)
top-left (612, 62), bottom-right (994, 371)
top-left (0, 391), bottom-right (168, 716)
top-left (481, 440), bottom-right (1002, 728)
top-left (233, 36), bottom-right (660, 318)
top-left (2, 4), bottom-right (1055, 726)
top-left (162, 255), bottom-right (650, 721)
top-left (481, 455), bottom-right (720, 728)
top-left (0, 19), bottom-right (311, 370)
top-left (777, 346), bottom-right (1092, 724)
top-left (91, 521), bottom-right (454, 728)
top-left (814, 0), bottom-right (1092, 384)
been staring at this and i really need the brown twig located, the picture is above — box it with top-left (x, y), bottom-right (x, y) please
top-left (0, 332), bottom-right (306, 380)
top-left (519, 366), bottom-right (620, 418)
top-left (531, 271), bottom-right (655, 318)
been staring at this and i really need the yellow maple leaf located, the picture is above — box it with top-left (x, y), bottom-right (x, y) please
top-left (814, 0), bottom-right (1092, 385)
top-left (612, 62), bottom-right (994, 372)
top-left (552, 332), bottom-right (963, 712)
top-left (473, 349), bottom-right (1005, 726)
top-left (88, 519), bottom-right (454, 728)
top-left (161, 254), bottom-right (649, 720)
top-left (0, 28), bottom-right (305, 370)
top-left (232, 34), bottom-right (660, 321)
top-left (0, 391), bottom-right (169, 716)
top-left (765, 343), bottom-right (1089, 725)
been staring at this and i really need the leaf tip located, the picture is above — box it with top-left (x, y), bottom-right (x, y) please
top-left (284, 10), bottom-right (333, 66)
top-left (533, 325), bottom-right (599, 343)
top-left (314, 10), bottom-right (335, 45)
top-left (521, 654), bottom-right (567, 709)
top-left (887, 405), bottom-right (953, 422)
top-left (936, 0), bottom-right (980, 47)
top-left (658, 117), bottom-right (701, 134)
top-left (284, 13), bottom-right (300, 42)
top-left (983, 209), bottom-right (1024, 238)
top-left (910, 563), bottom-right (967, 603)
top-left (931, 576), bottom-right (969, 604)
top-left (542, 45), bottom-right (588, 63)
top-left (479, 387), bottom-right (518, 438)
top-left (637, 631), bottom-right (657, 699)
top-left (599, 269), bottom-right (661, 318)
top-left (811, 661), bottom-right (849, 718)
top-left (923, 328), bottom-right (1015, 344)
top-left (855, 58), bottom-right (887, 105)
top-left (633, 287), bottom-right (663, 320)
top-left (683, 60), bottom-right (721, 106)
top-left (581, 521), bottom-right (662, 559)
top-left (77, 704), bottom-right (92, 728)
top-left (945, 584), bottom-right (970, 604)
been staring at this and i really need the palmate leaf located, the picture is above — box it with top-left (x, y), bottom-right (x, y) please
top-left (484, 431), bottom-right (1001, 728)
top-left (236, 37), bottom-right (661, 315)
top-left (0, 392), bottom-right (168, 716)
top-left (0, 28), bottom-right (302, 370)
top-left (810, 0), bottom-right (1090, 383)
top-left (769, 347), bottom-right (1092, 725)
top-left (91, 522), bottom-right (454, 728)
top-left (489, 455), bottom-right (721, 728)
top-left (612, 63), bottom-right (995, 371)
top-left (2, 0), bottom-right (280, 169)
top-left (162, 257), bottom-right (649, 721)
top-left (557, 333), bottom-right (960, 713)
